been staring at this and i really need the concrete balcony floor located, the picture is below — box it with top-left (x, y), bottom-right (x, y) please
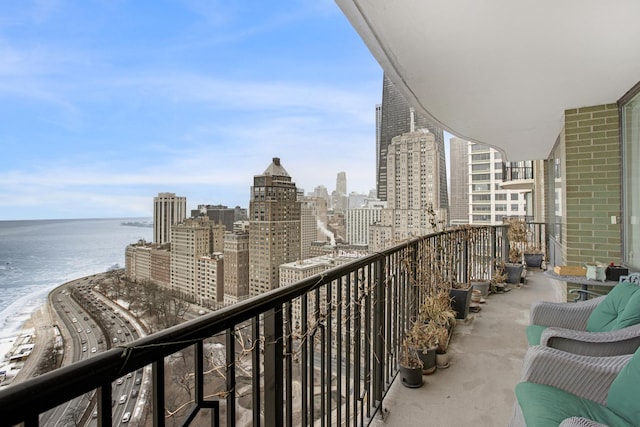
top-left (372, 270), bottom-right (566, 427)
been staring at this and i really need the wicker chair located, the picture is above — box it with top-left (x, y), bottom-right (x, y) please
top-left (526, 273), bottom-right (640, 356)
top-left (509, 345), bottom-right (637, 426)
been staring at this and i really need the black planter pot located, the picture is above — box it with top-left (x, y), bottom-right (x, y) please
top-left (505, 263), bottom-right (524, 284)
top-left (449, 286), bottom-right (472, 320)
top-left (524, 253), bottom-right (543, 268)
top-left (416, 346), bottom-right (437, 375)
top-left (399, 364), bottom-right (423, 388)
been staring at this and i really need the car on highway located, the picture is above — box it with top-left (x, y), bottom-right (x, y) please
top-left (122, 412), bottom-right (131, 423)
top-left (91, 347), bottom-right (96, 353)
top-left (118, 395), bottom-right (127, 404)
top-left (82, 346), bottom-right (87, 352)
top-left (71, 318), bottom-right (77, 323)
top-left (116, 378), bottom-right (123, 385)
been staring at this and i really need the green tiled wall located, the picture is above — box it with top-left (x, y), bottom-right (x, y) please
top-left (564, 104), bottom-right (622, 265)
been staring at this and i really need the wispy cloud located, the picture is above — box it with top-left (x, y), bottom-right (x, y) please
top-left (0, 0), bottom-right (381, 220)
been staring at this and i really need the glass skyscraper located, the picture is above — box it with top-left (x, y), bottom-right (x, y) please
top-left (377, 74), bottom-right (449, 214)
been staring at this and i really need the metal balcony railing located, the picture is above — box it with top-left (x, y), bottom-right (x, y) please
top-left (502, 163), bottom-right (534, 182)
top-left (0, 224), bottom-right (543, 427)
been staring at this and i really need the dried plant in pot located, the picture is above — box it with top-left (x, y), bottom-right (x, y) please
top-left (505, 220), bottom-right (526, 284)
top-left (435, 324), bottom-right (451, 369)
top-left (419, 290), bottom-right (456, 328)
top-left (406, 321), bottom-right (439, 374)
top-left (490, 263), bottom-right (508, 293)
top-left (399, 338), bottom-right (423, 388)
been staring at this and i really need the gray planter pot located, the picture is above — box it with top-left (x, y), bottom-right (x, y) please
top-left (524, 253), bottom-right (543, 268)
top-left (471, 280), bottom-right (490, 297)
top-left (505, 263), bottom-right (524, 284)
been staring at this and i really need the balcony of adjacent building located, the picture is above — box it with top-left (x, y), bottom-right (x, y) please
top-left (500, 161), bottom-right (535, 192)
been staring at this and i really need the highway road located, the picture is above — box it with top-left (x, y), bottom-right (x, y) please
top-left (38, 277), bottom-right (148, 426)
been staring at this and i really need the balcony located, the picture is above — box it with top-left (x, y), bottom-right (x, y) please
top-left (0, 224), bottom-right (554, 427)
top-left (500, 163), bottom-right (534, 192)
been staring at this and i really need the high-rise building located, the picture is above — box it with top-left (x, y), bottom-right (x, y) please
top-left (371, 127), bottom-right (447, 248)
top-left (170, 218), bottom-right (213, 301)
top-left (300, 199), bottom-right (317, 260)
top-left (468, 143), bottom-right (528, 224)
top-left (249, 158), bottom-right (301, 296)
top-left (153, 192), bottom-right (187, 245)
top-left (191, 204), bottom-right (237, 231)
top-left (449, 137), bottom-right (470, 225)
top-left (346, 200), bottom-right (386, 245)
top-left (223, 232), bottom-right (249, 305)
top-left (448, 140), bottom-right (528, 224)
top-left (125, 240), bottom-right (171, 287)
top-left (279, 251), bottom-right (367, 332)
top-left (377, 74), bottom-right (449, 214)
top-left (196, 253), bottom-right (224, 307)
top-left (336, 171), bottom-right (347, 195)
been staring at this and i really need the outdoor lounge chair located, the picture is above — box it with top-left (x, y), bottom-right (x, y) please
top-left (526, 273), bottom-right (640, 356)
top-left (509, 345), bottom-right (638, 427)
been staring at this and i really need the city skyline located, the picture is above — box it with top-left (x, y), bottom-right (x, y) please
top-left (0, 1), bottom-right (383, 221)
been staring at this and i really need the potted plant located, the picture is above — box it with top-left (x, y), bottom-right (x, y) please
top-left (419, 290), bottom-right (456, 327)
top-left (435, 324), bottom-right (450, 369)
top-left (523, 245), bottom-right (544, 269)
top-left (406, 321), bottom-right (439, 374)
top-left (490, 263), bottom-right (509, 293)
top-left (470, 277), bottom-right (490, 297)
top-left (505, 218), bottom-right (527, 283)
top-left (399, 338), bottom-right (423, 388)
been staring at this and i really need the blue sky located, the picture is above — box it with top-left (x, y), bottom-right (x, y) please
top-left (0, 0), bottom-right (385, 220)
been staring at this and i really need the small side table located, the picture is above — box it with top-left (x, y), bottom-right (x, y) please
top-left (543, 269), bottom-right (618, 301)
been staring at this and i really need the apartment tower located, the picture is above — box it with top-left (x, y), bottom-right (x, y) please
top-left (377, 74), bottom-right (449, 215)
top-left (249, 158), bottom-right (301, 296)
top-left (153, 192), bottom-right (187, 244)
top-left (169, 217), bottom-right (213, 301)
top-left (449, 137), bottom-right (470, 225)
top-left (223, 232), bottom-right (250, 305)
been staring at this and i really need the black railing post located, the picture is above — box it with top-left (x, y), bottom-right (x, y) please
top-left (97, 383), bottom-right (112, 427)
top-left (264, 307), bottom-right (283, 427)
top-left (372, 257), bottom-right (386, 407)
top-left (226, 329), bottom-right (236, 426)
top-left (152, 359), bottom-right (165, 427)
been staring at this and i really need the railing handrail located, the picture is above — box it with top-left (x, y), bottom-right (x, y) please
top-left (0, 222), bottom-right (545, 427)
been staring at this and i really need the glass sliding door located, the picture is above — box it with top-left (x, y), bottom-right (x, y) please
top-left (621, 85), bottom-right (640, 270)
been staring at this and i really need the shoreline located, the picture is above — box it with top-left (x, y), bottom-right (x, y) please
top-left (0, 272), bottom-right (109, 387)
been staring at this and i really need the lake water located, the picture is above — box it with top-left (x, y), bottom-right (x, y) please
top-left (0, 218), bottom-right (152, 339)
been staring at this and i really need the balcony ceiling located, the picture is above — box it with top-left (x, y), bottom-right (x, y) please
top-left (336, 0), bottom-right (640, 160)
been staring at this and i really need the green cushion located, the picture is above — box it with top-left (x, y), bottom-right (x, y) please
top-left (587, 282), bottom-right (640, 332)
top-left (516, 382), bottom-right (634, 427)
top-left (526, 324), bottom-right (547, 346)
top-left (607, 349), bottom-right (640, 422)
top-left (613, 287), bottom-right (640, 329)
